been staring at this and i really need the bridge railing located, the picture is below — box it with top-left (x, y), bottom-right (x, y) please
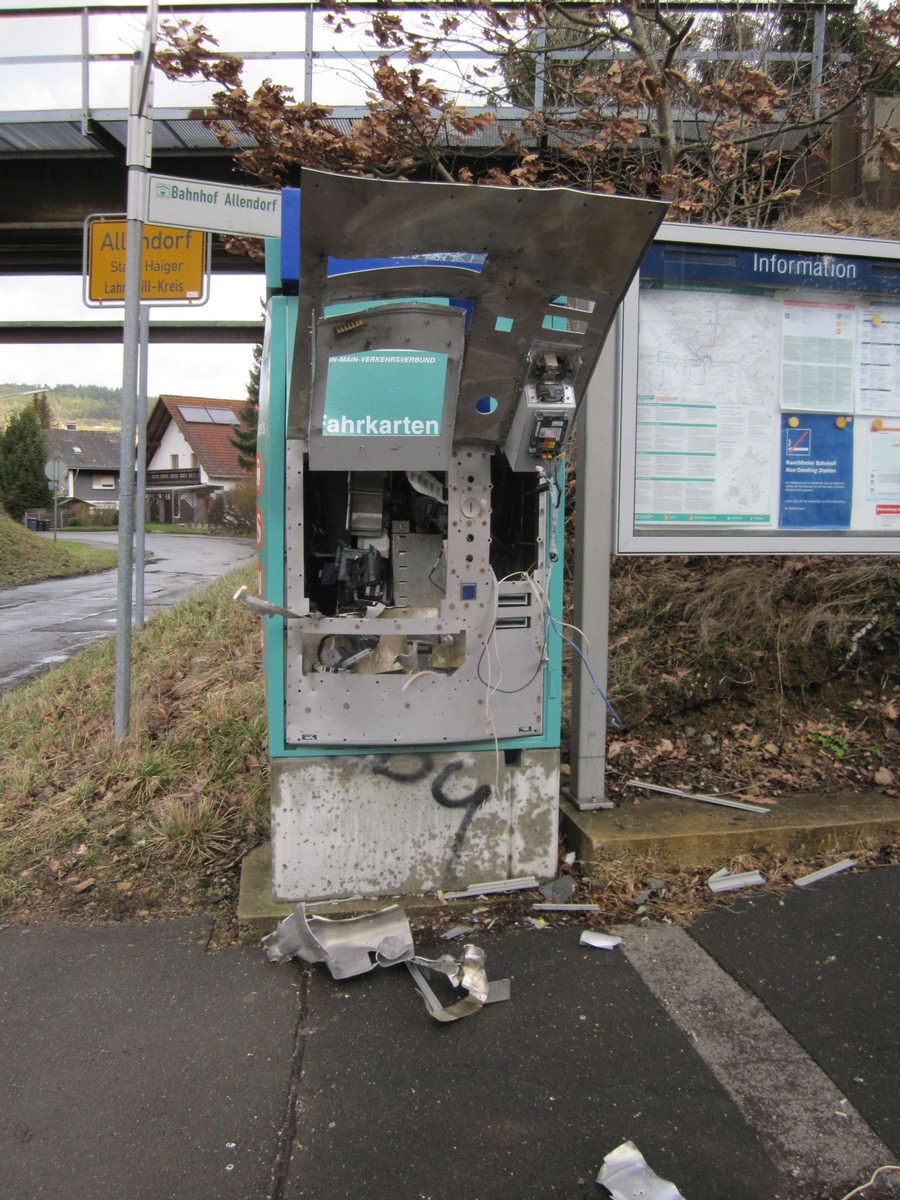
top-left (0, 0), bottom-right (844, 144)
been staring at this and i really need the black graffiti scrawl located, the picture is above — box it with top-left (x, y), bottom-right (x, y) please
top-left (372, 754), bottom-right (492, 882)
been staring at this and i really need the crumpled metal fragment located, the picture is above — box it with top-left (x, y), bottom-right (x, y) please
top-left (262, 903), bottom-right (414, 979)
top-left (597, 1141), bottom-right (685, 1200)
top-left (406, 944), bottom-right (511, 1022)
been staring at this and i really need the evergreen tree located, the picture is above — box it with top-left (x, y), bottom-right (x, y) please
top-left (32, 391), bottom-right (53, 430)
top-left (0, 407), bottom-right (50, 521)
top-left (229, 343), bottom-right (261, 472)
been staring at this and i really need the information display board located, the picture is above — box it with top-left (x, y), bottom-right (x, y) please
top-left (616, 224), bottom-right (900, 553)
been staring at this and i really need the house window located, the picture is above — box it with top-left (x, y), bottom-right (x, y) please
top-left (92, 474), bottom-right (115, 490)
top-left (190, 454), bottom-right (198, 469)
top-left (170, 454), bottom-right (179, 469)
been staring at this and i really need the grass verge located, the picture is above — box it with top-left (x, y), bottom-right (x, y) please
top-left (0, 564), bottom-right (267, 930)
top-left (0, 512), bottom-right (117, 588)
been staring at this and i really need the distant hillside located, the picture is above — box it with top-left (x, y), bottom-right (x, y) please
top-left (0, 383), bottom-right (124, 431)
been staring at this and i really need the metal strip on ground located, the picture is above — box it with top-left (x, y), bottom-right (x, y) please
top-left (613, 922), bottom-right (893, 1191)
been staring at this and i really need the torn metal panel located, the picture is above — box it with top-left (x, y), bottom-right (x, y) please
top-left (580, 930), bottom-right (622, 951)
top-left (262, 903), bottom-right (414, 978)
top-left (707, 868), bottom-right (765, 894)
top-left (443, 876), bottom-right (538, 900)
top-left (441, 925), bottom-right (476, 940)
top-left (626, 779), bottom-right (771, 815)
top-left (794, 858), bottom-right (855, 888)
top-left (597, 1141), bottom-right (685, 1200)
top-left (406, 944), bottom-right (511, 1022)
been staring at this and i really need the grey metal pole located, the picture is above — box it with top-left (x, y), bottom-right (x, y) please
top-left (114, 0), bottom-right (156, 740)
top-left (565, 312), bottom-right (621, 810)
top-left (134, 302), bottom-right (149, 627)
top-left (812, 3), bottom-right (826, 118)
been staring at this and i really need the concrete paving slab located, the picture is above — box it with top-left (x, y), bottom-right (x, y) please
top-left (562, 790), bottom-right (900, 868)
top-left (689, 867), bottom-right (900, 1159)
top-left (0, 920), bottom-right (301, 1200)
top-left (281, 928), bottom-right (782, 1200)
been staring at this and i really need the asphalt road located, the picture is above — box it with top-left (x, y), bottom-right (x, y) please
top-left (0, 531), bottom-right (255, 694)
top-left (2, 869), bottom-right (898, 1200)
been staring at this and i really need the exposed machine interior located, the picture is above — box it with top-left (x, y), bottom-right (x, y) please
top-left (265, 171), bottom-right (667, 748)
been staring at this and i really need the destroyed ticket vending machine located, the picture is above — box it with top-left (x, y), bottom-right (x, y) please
top-left (255, 170), bottom-right (665, 900)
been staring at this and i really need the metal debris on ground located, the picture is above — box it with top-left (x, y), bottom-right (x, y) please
top-left (406, 945), bottom-right (511, 1023)
top-left (441, 925), bottom-right (476, 940)
top-left (539, 874), bottom-right (576, 904)
top-left (532, 903), bottom-right (601, 912)
top-left (263, 905), bottom-right (508, 1023)
top-left (626, 779), bottom-right (771, 815)
top-left (707, 867), bottom-right (765, 894)
top-left (597, 1141), bottom-right (685, 1200)
top-left (443, 876), bottom-right (538, 900)
top-left (580, 930), bottom-right (622, 951)
top-left (262, 903), bottom-right (414, 978)
top-left (794, 859), bottom-right (856, 888)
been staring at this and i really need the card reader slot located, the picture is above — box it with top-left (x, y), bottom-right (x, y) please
top-left (495, 614), bottom-right (531, 630)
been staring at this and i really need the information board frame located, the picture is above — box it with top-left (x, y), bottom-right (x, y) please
top-left (615, 222), bottom-right (900, 554)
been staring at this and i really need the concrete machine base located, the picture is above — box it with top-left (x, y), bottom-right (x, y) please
top-left (269, 747), bottom-right (559, 901)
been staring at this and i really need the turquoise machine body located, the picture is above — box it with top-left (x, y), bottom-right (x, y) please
top-left (256, 171), bottom-right (665, 900)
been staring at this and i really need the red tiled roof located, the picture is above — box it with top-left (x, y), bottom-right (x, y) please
top-left (147, 395), bottom-right (252, 481)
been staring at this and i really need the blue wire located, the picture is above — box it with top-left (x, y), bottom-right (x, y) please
top-left (548, 611), bottom-right (625, 729)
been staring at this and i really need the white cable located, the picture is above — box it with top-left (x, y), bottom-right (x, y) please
top-left (838, 1166), bottom-right (900, 1200)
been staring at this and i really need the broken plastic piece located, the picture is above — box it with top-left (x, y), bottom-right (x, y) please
top-left (580, 930), bottom-right (622, 950)
top-left (626, 779), bottom-right (770, 815)
top-left (794, 858), bottom-right (856, 888)
top-left (597, 1141), bottom-right (685, 1200)
top-left (441, 925), bottom-right (476, 940)
top-left (406, 944), bottom-right (510, 1022)
top-left (262, 903), bottom-right (414, 978)
top-left (707, 868), bottom-right (765, 894)
top-left (443, 876), bottom-right (538, 900)
top-left (565, 851), bottom-right (576, 865)
top-left (540, 875), bottom-right (576, 904)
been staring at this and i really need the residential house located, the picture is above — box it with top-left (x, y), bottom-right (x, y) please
top-left (145, 395), bottom-right (251, 526)
top-left (45, 427), bottom-right (121, 518)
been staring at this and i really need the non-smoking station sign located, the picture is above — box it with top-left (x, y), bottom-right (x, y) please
top-left (84, 215), bottom-right (209, 305)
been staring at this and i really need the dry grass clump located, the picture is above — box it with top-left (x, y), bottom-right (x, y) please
top-left (775, 201), bottom-right (900, 240)
top-left (604, 554), bottom-right (899, 721)
top-left (0, 565), bottom-right (268, 922)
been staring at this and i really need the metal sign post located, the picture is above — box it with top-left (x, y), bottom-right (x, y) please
top-left (43, 457), bottom-right (67, 545)
top-left (115, 0), bottom-right (156, 742)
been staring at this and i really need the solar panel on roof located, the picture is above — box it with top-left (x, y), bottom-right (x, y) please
top-left (208, 408), bottom-right (240, 425)
top-left (177, 405), bottom-right (213, 423)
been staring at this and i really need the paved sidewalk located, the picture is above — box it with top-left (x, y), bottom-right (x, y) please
top-left (1, 870), bottom-right (898, 1200)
